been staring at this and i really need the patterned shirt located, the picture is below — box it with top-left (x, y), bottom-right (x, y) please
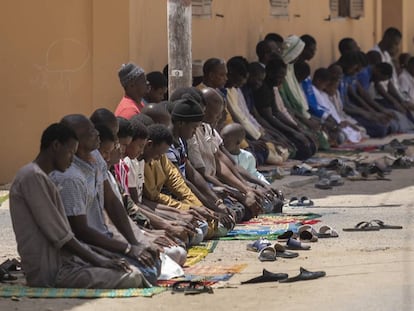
top-left (50, 150), bottom-right (111, 237)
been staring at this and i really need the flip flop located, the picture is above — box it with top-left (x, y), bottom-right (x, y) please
top-left (241, 269), bottom-right (288, 284)
top-left (317, 225), bottom-right (339, 238)
top-left (370, 219), bottom-right (403, 229)
top-left (258, 246), bottom-right (277, 262)
top-left (279, 267), bottom-right (326, 283)
top-left (342, 221), bottom-right (381, 232)
top-left (246, 238), bottom-right (272, 252)
top-left (274, 243), bottom-right (299, 258)
top-left (277, 230), bottom-right (296, 241)
top-left (286, 238), bottom-right (311, 250)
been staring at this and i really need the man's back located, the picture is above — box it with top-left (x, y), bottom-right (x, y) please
top-left (10, 163), bottom-right (75, 287)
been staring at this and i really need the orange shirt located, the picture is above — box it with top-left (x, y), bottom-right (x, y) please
top-left (114, 96), bottom-right (144, 119)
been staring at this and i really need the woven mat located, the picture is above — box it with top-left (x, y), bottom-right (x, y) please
top-left (0, 284), bottom-right (165, 298)
top-left (220, 213), bottom-right (322, 240)
top-left (184, 240), bottom-right (218, 267)
top-left (157, 263), bottom-right (247, 287)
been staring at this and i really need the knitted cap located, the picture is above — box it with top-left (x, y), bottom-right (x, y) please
top-left (118, 63), bottom-right (145, 87)
top-left (282, 35), bottom-right (305, 64)
top-left (171, 98), bottom-right (204, 122)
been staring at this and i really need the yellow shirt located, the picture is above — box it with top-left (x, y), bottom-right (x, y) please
top-left (143, 154), bottom-right (202, 210)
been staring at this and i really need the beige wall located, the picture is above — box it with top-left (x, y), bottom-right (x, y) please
top-left (1, 0), bottom-right (412, 183)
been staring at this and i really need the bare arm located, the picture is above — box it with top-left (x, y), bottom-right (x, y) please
top-left (68, 214), bottom-right (129, 253)
top-left (104, 180), bottom-right (139, 245)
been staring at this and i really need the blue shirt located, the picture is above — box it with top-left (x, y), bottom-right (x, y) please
top-left (301, 77), bottom-right (325, 118)
top-left (357, 66), bottom-right (372, 91)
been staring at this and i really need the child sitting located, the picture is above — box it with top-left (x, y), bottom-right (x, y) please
top-left (221, 123), bottom-right (270, 186)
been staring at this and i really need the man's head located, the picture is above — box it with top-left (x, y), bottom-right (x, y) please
top-left (110, 117), bottom-right (134, 164)
top-left (264, 33), bottom-right (284, 56)
top-left (40, 123), bottom-right (78, 172)
top-left (338, 38), bottom-right (360, 55)
top-left (372, 62), bottom-right (393, 82)
top-left (200, 87), bottom-right (225, 127)
top-left (145, 71), bottom-right (168, 103)
top-left (61, 114), bottom-right (100, 153)
top-left (294, 61), bottom-right (311, 83)
top-left (226, 56), bottom-right (249, 88)
top-left (399, 53), bottom-right (411, 71)
top-left (90, 108), bottom-right (119, 136)
top-left (281, 35), bottom-right (305, 64)
top-left (265, 56), bottom-right (287, 87)
top-left (118, 63), bottom-right (148, 100)
top-left (381, 27), bottom-right (402, 57)
top-left (312, 68), bottom-right (330, 91)
top-left (170, 87), bottom-right (205, 108)
top-left (337, 51), bottom-right (362, 76)
top-left (299, 34), bottom-right (317, 61)
top-left (96, 124), bottom-right (116, 165)
top-left (143, 124), bottom-right (173, 162)
top-left (326, 64), bottom-right (343, 96)
top-left (246, 62), bottom-right (266, 90)
top-left (366, 50), bottom-right (382, 65)
top-left (202, 58), bottom-right (228, 88)
top-left (220, 123), bottom-right (245, 155)
top-left (141, 103), bottom-right (172, 129)
top-left (126, 117), bottom-right (149, 160)
top-left (256, 40), bottom-right (280, 65)
top-left (171, 98), bottom-right (204, 140)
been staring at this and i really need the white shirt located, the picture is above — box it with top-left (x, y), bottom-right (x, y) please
top-left (399, 69), bottom-right (414, 102)
top-left (124, 157), bottom-right (145, 203)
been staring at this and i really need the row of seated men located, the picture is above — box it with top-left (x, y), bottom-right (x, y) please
top-left (10, 27), bottom-right (414, 289)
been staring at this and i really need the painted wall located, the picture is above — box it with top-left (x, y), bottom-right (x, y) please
top-left (1, 0), bottom-right (412, 183)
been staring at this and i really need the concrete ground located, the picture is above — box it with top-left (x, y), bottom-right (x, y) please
top-left (0, 164), bottom-right (413, 310)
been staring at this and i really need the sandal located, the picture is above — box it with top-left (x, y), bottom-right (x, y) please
top-left (171, 281), bottom-right (214, 295)
top-left (343, 221), bottom-right (381, 232)
top-left (0, 268), bottom-right (18, 282)
top-left (273, 243), bottom-right (299, 258)
top-left (246, 238), bottom-right (272, 252)
top-left (286, 238), bottom-right (311, 250)
top-left (279, 267), bottom-right (326, 283)
top-left (317, 225), bottom-right (339, 238)
top-left (370, 219), bottom-right (403, 229)
top-left (258, 246), bottom-right (277, 262)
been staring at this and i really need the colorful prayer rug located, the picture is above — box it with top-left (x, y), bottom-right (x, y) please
top-left (220, 213), bottom-right (322, 240)
top-left (157, 263), bottom-right (247, 288)
top-left (184, 240), bottom-right (218, 267)
top-left (0, 284), bottom-right (165, 298)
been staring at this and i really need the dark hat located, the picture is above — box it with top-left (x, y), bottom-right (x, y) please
top-left (118, 63), bottom-right (145, 87)
top-left (171, 98), bottom-right (204, 122)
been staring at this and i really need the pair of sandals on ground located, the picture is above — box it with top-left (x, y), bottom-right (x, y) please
top-left (246, 225), bottom-right (338, 262)
top-left (343, 219), bottom-right (403, 231)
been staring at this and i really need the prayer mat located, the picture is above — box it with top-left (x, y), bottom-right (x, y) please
top-left (157, 264), bottom-right (247, 287)
top-left (220, 213), bottom-right (322, 240)
top-left (0, 193), bottom-right (9, 207)
top-left (184, 240), bottom-right (218, 267)
top-left (0, 284), bottom-right (166, 298)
